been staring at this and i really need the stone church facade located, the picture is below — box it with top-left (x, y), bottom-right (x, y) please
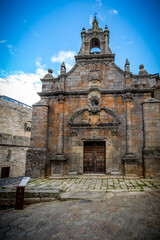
top-left (26, 17), bottom-right (160, 178)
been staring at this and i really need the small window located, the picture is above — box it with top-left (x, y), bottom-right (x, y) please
top-left (24, 121), bottom-right (31, 131)
top-left (91, 99), bottom-right (99, 106)
top-left (1, 167), bottom-right (10, 178)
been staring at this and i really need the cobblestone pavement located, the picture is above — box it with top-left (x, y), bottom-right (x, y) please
top-left (23, 177), bottom-right (160, 193)
top-left (0, 191), bottom-right (160, 240)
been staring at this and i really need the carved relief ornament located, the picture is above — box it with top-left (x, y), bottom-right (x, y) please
top-left (68, 107), bottom-right (121, 127)
top-left (57, 95), bottom-right (65, 103)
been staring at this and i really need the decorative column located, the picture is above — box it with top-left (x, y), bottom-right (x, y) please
top-left (60, 62), bottom-right (66, 90)
top-left (122, 92), bottom-right (138, 176)
top-left (104, 25), bottom-right (109, 53)
top-left (57, 95), bottom-right (65, 155)
top-left (125, 94), bottom-right (133, 153)
top-left (124, 59), bottom-right (132, 89)
top-left (81, 27), bottom-right (86, 54)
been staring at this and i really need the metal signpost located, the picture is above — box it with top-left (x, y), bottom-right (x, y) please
top-left (15, 177), bottom-right (30, 210)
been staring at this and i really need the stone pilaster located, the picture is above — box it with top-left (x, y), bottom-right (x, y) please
top-left (125, 93), bottom-right (133, 154)
top-left (25, 98), bottom-right (49, 178)
top-left (50, 95), bottom-right (67, 176)
top-left (30, 99), bottom-right (49, 148)
top-left (57, 95), bottom-right (65, 154)
top-left (142, 97), bottom-right (160, 178)
top-left (122, 92), bottom-right (138, 176)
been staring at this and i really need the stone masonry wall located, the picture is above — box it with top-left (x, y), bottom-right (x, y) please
top-left (0, 146), bottom-right (29, 177)
top-left (0, 98), bottom-right (31, 137)
top-left (142, 98), bottom-right (160, 178)
top-left (65, 62), bottom-right (124, 91)
top-left (0, 98), bottom-right (32, 178)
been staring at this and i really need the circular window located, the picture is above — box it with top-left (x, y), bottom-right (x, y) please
top-left (91, 99), bottom-right (99, 106)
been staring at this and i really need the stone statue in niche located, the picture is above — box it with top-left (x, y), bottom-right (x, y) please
top-left (89, 63), bottom-right (101, 83)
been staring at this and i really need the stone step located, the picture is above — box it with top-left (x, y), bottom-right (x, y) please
top-left (0, 189), bottom-right (61, 207)
top-left (59, 191), bottom-right (148, 201)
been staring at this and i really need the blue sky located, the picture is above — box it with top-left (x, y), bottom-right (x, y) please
top-left (0, 0), bottom-right (160, 105)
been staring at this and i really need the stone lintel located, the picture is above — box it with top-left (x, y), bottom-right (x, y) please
top-left (141, 97), bottom-right (160, 104)
top-left (0, 132), bottom-right (30, 147)
top-left (40, 78), bottom-right (55, 82)
top-left (27, 147), bottom-right (47, 153)
top-left (50, 154), bottom-right (68, 162)
top-left (143, 148), bottom-right (160, 157)
top-left (38, 88), bottom-right (153, 97)
top-left (122, 153), bottom-right (138, 163)
top-left (75, 54), bottom-right (115, 63)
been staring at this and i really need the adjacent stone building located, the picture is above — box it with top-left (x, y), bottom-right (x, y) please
top-left (0, 96), bottom-right (32, 178)
top-left (26, 17), bottom-right (160, 178)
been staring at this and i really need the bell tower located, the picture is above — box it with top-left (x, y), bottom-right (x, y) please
top-left (79, 16), bottom-right (112, 55)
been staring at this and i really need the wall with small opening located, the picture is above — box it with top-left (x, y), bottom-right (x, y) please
top-left (90, 38), bottom-right (101, 54)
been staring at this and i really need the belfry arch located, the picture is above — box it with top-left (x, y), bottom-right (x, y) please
top-left (90, 38), bottom-right (101, 53)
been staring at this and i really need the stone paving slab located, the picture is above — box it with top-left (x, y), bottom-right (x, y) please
top-left (0, 177), bottom-right (160, 207)
top-left (1, 177), bottom-right (160, 193)
top-left (0, 191), bottom-right (160, 240)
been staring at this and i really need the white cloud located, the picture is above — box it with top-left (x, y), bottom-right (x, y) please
top-left (108, 9), bottom-right (118, 16)
top-left (96, 0), bottom-right (102, 7)
top-left (0, 40), bottom-right (7, 44)
top-left (89, 15), bottom-right (93, 26)
top-left (0, 68), bottom-right (47, 106)
top-left (51, 51), bottom-right (75, 63)
top-left (113, 9), bottom-right (118, 15)
top-left (0, 40), bottom-right (17, 55)
top-left (65, 63), bottom-right (74, 71)
top-left (7, 44), bottom-right (17, 55)
top-left (115, 46), bottom-right (121, 49)
top-left (35, 57), bottom-right (46, 68)
top-left (51, 50), bottom-right (76, 72)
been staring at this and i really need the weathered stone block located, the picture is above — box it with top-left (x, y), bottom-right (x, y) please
top-left (25, 148), bottom-right (47, 178)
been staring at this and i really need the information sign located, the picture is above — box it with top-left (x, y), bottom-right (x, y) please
top-left (15, 177), bottom-right (30, 209)
top-left (19, 177), bottom-right (30, 186)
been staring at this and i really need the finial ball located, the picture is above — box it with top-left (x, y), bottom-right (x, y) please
top-left (139, 64), bottom-right (144, 70)
top-left (48, 69), bottom-right (53, 73)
